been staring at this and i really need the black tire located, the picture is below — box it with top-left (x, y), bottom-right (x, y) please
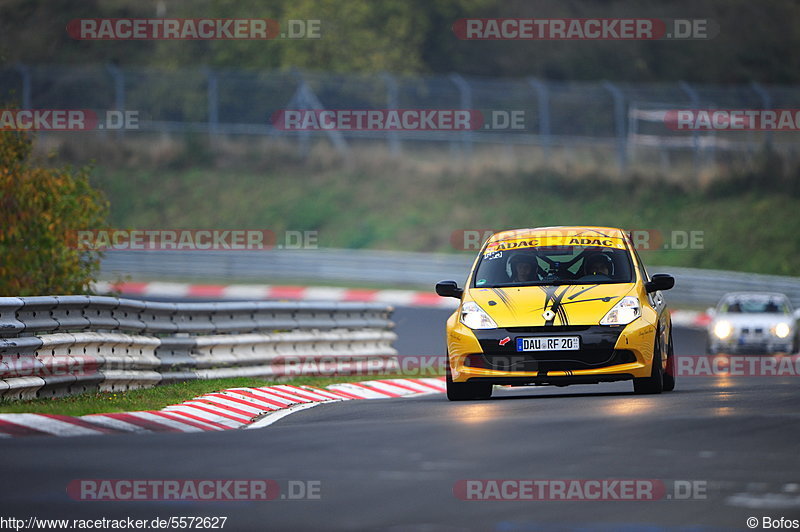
top-left (663, 330), bottom-right (676, 392)
top-left (633, 334), bottom-right (664, 395)
top-left (446, 365), bottom-right (492, 401)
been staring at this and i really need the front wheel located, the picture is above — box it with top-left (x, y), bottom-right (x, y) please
top-left (446, 365), bottom-right (492, 401)
top-left (663, 330), bottom-right (676, 392)
top-left (633, 336), bottom-right (664, 395)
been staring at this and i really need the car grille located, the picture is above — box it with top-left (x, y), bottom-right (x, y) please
top-left (471, 325), bottom-right (629, 373)
top-left (465, 350), bottom-right (636, 372)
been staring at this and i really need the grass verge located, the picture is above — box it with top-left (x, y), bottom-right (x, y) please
top-left (0, 373), bottom-right (442, 417)
top-left (87, 146), bottom-right (800, 277)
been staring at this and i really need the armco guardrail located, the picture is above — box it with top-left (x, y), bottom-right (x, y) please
top-left (101, 249), bottom-right (800, 308)
top-left (661, 267), bottom-right (800, 308)
top-left (100, 248), bottom-right (473, 287)
top-left (0, 296), bottom-right (397, 400)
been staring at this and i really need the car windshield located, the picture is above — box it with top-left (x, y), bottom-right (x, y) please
top-left (720, 296), bottom-right (791, 314)
top-left (472, 245), bottom-right (634, 288)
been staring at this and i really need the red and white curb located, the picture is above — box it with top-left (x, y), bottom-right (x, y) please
top-left (670, 310), bottom-right (711, 329)
top-left (0, 378), bottom-right (446, 438)
top-left (93, 281), bottom-right (457, 308)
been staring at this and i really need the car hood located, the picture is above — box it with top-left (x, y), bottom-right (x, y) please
top-left (467, 283), bottom-right (636, 327)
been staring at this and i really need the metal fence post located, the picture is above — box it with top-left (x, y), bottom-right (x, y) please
top-left (527, 77), bottom-right (551, 156)
top-left (679, 80), bottom-right (701, 172)
top-left (205, 67), bottom-right (219, 143)
top-left (380, 72), bottom-right (401, 156)
top-left (288, 69), bottom-right (310, 157)
top-left (106, 64), bottom-right (125, 137)
top-left (627, 102), bottom-right (640, 168)
top-left (449, 73), bottom-right (472, 157)
top-left (751, 81), bottom-right (772, 149)
top-left (289, 69), bottom-right (350, 160)
top-left (14, 63), bottom-right (31, 109)
top-left (602, 81), bottom-right (627, 173)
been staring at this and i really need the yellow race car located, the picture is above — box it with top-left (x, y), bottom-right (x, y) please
top-left (436, 226), bottom-right (676, 400)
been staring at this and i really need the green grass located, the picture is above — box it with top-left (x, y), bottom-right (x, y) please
top-left (90, 161), bottom-right (800, 277)
top-left (0, 374), bottom-right (440, 417)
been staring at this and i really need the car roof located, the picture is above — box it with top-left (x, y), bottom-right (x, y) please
top-left (718, 292), bottom-right (790, 304)
top-left (720, 292), bottom-right (789, 300)
top-left (487, 226), bottom-right (628, 243)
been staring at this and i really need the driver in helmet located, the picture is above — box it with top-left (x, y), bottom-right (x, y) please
top-left (509, 253), bottom-right (539, 282)
top-left (583, 253), bottom-right (613, 277)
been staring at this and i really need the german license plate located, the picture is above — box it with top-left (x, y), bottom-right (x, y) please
top-left (516, 336), bottom-right (580, 352)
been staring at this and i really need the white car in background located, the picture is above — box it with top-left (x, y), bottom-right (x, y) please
top-left (707, 292), bottom-right (799, 355)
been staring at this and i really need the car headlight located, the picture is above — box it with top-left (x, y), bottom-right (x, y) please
top-left (713, 321), bottom-right (733, 339)
top-left (599, 296), bottom-right (641, 326)
top-left (460, 301), bottom-right (497, 330)
top-left (773, 322), bottom-right (791, 339)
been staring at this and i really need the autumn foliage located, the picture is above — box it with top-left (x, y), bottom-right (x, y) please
top-left (0, 130), bottom-right (108, 296)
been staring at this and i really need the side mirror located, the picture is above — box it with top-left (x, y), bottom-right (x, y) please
top-left (645, 274), bottom-right (675, 293)
top-left (793, 308), bottom-right (800, 320)
top-left (706, 307), bottom-right (716, 317)
top-left (435, 280), bottom-right (463, 299)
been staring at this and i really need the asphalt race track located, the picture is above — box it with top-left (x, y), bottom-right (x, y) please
top-left (392, 306), bottom-right (450, 356)
top-left (3, 308), bottom-right (800, 531)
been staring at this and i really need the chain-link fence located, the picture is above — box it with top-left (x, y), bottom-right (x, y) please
top-left (3, 64), bottom-right (800, 171)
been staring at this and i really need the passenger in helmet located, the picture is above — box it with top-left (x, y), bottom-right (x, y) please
top-left (583, 253), bottom-right (613, 278)
top-left (509, 253), bottom-right (539, 283)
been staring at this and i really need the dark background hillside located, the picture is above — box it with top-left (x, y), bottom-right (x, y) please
top-left (2, 0), bottom-right (799, 83)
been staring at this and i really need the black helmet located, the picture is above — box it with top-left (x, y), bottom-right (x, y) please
top-left (584, 253), bottom-right (614, 275)
top-left (507, 252), bottom-right (538, 278)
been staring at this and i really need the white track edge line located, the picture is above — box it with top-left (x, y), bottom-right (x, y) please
top-left (246, 401), bottom-right (324, 430)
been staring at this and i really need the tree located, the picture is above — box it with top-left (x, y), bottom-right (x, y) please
top-left (0, 129), bottom-right (108, 296)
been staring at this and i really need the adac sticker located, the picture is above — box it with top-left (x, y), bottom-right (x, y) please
top-left (484, 239), bottom-right (539, 254)
top-left (484, 235), bottom-right (623, 255)
top-left (567, 237), bottom-right (615, 247)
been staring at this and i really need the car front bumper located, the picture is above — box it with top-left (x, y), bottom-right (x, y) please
top-left (446, 317), bottom-right (658, 384)
top-left (709, 337), bottom-right (793, 355)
